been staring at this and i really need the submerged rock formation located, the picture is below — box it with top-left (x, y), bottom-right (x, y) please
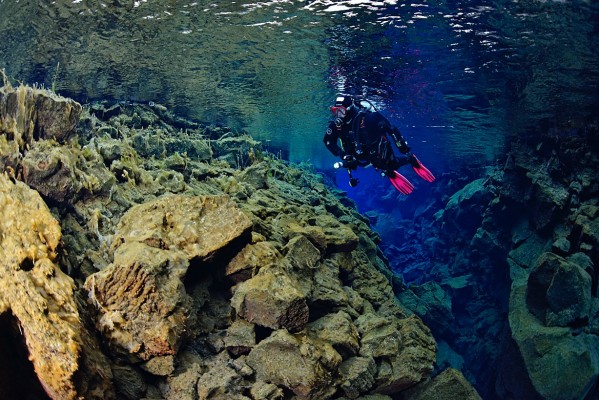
top-left (0, 174), bottom-right (114, 400)
top-left (386, 125), bottom-right (599, 399)
top-left (0, 78), bottom-right (479, 399)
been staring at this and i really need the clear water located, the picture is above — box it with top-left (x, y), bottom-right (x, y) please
top-left (2, 2), bottom-right (599, 398)
top-left (1, 0), bottom-right (597, 171)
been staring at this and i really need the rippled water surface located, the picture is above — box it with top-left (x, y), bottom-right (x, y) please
top-left (1, 1), bottom-right (598, 168)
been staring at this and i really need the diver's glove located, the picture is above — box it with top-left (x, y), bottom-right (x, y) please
top-left (342, 155), bottom-right (358, 169)
top-left (334, 155), bottom-right (358, 170)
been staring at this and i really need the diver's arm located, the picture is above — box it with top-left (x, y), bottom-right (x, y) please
top-left (323, 122), bottom-right (344, 157)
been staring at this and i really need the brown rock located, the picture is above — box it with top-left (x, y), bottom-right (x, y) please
top-left (85, 242), bottom-right (190, 360)
top-left (356, 313), bottom-right (436, 394)
top-left (86, 194), bottom-right (252, 360)
top-left (0, 174), bottom-right (114, 400)
top-left (225, 241), bottom-right (281, 283)
top-left (246, 329), bottom-right (340, 400)
top-left (231, 267), bottom-right (309, 333)
top-left (111, 194), bottom-right (252, 260)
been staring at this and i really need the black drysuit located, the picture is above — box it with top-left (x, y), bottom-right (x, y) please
top-left (323, 108), bottom-right (411, 173)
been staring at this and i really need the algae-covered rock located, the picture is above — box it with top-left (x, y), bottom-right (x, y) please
top-left (231, 266), bottom-right (309, 333)
top-left (0, 80), bottom-right (82, 148)
top-left (307, 311), bottom-right (360, 357)
top-left (225, 241), bottom-right (281, 283)
top-left (111, 194), bottom-right (252, 259)
top-left (439, 178), bottom-right (493, 236)
top-left (356, 313), bottom-right (436, 394)
top-left (0, 173), bottom-right (114, 400)
top-left (398, 368), bottom-right (482, 400)
top-left (0, 81), bottom-right (447, 400)
top-left (85, 194), bottom-right (252, 360)
top-left (337, 356), bottom-right (377, 398)
top-left (246, 329), bottom-right (340, 400)
top-left (86, 241), bottom-right (191, 359)
top-left (224, 319), bottom-right (256, 356)
top-left (511, 282), bottom-right (599, 400)
top-left (527, 252), bottom-right (592, 327)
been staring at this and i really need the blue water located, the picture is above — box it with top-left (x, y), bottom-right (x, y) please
top-left (1, 2), bottom-right (599, 398)
top-left (2, 1), bottom-right (597, 173)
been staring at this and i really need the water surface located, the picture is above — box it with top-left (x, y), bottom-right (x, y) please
top-left (1, 0), bottom-right (597, 169)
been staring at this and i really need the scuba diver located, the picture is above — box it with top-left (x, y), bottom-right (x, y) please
top-left (323, 95), bottom-right (435, 194)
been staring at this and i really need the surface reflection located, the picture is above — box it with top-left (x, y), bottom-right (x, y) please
top-left (0, 0), bottom-right (597, 168)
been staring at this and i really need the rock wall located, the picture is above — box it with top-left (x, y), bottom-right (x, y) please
top-left (391, 126), bottom-right (599, 399)
top-left (0, 79), bottom-right (480, 399)
top-left (0, 174), bottom-right (114, 399)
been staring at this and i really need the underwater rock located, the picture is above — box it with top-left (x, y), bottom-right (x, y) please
top-left (231, 266), bottom-right (309, 333)
top-left (308, 311), bottom-right (360, 357)
top-left (526, 252), bottom-right (592, 327)
top-left (0, 79), bottom-right (82, 149)
top-left (196, 356), bottom-right (248, 400)
top-left (526, 170), bottom-right (571, 231)
top-left (210, 134), bottom-right (261, 167)
top-left (1, 83), bottom-right (454, 399)
top-left (85, 194), bottom-right (252, 360)
top-left (337, 355), bottom-right (377, 398)
top-left (355, 313), bottom-right (436, 394)
top-left (250, 381), bottom-right (285, 400)
top-left (164, 359), bottom-right (203, 400)
top-left (397, 281), bottom-right (455, 337)
top-left (572, 203), bottom-right (599, 252)
top-left (225, 241), bottom-right (281, 283)
top-left (246, 328), bottom-right (340, 400)
top-left (0, 174), bottom-right (114, 400)
top-left (510, 282), bottom-right (599, 400)
top-left (21, 141), bottom-right (82, 203)
top-left (437, 178), bottom-right (493, 237)
top-left (111, 194), bottom-right (252, 260)
top-left (224, 319), bottom-right (256, 356)
top-left (398, 368), bottom-right (482, 400)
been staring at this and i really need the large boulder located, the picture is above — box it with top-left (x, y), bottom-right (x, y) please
top-left (231, 266), bottom-right (310, 333)
top-left (511, 282), bottom-right (599, 400)
top-left (85, 195), bottom-right (252, 360)
top-left (398, 368), bottom-right (482, 400)
top-left (110, 194), bottom-right (252, 260)
top-left (0, 174), bottom-right (114, 400)
top-left (436, 178), bottom-right (494, 237)
top-left (356, 313), bottom-right (436, 394)
top-left (246, 329), bottom-right (340, 400)
top-left (397, 281), bottom-right (455, 336)
top-left (526, 252), bottom-right (592, 327)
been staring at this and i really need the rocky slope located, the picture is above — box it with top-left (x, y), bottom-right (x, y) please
top-left (0, 76), bottom-right (481, 399)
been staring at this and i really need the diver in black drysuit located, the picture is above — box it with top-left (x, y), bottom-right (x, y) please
top-left (323, 95), bottom-right (435, 193)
